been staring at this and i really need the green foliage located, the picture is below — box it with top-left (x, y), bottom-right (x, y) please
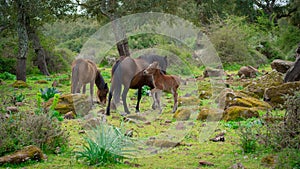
top-left (0, 112), bottom-right (69, 155)
top-left (141, 86), bottom-right (151, 96)
top-left (49, 93), bottom-right (63, 121)
top-left (0, 72), bottom-right (16, 80)
top-left (14, 93), bottom-right (25, 102)
top-left (0, 57), bottom-right (16, 74)
top-left (40, 87), bottom-right (60, 101)
top-left (208, 15), bottom-right (268, 66)
top-left (47, 48), bottom-right (76, 73)
top-left (276, 148), bottom-right (300, 169)
top-left (76, 123), bottom-right (132, 166)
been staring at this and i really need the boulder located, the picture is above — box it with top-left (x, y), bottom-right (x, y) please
top-left (146, 139), bottom-right (180, 148)
top-left (64, 111), bottom-right (76, 119)
top-left (203, 68), bottom-right (225, 78)
top-left (178, 96), bottom-right (200, 107)
top-left (264, 81), bottom-right (300, 108)
top-left (197, 108), bottom-right (223, 121)
top-left (12, 80), bottom-right (28, 88)
top-left (34, 80), bottom-right (48, 84)
top-left (44, 93), bottom-right (91, 116)
top-left (173, 108), bottom-right (191, 121)
top-left (271, 59), bottom-right (294, 73)
top-left (0, 145), bottom-right (45, 165)
top-left (244, 70), bottom-right (284, 98)
top-left (237, 66), bottom-right (258, 78)
top-left (223, 106), bottom-right (260, 121)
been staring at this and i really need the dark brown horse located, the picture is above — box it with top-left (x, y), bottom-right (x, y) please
top-left (71, 58), bottom-right (109, 104)
top-left (143, 61), bottom-right (181, 113)
top-left (106, 55), bottom-right (168, 115)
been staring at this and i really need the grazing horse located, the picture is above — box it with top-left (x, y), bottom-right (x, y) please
top-left (143, 61), bottom-right (181, 113)
top-left (71, 58), bottom-right (109, 104)
top-left (106, 55), bottom-right (168, 115)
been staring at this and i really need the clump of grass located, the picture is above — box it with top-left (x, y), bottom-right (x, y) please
top-left (76, 123), bottom-right (133, 166)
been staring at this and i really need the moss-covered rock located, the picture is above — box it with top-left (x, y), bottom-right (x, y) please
top-left (197, 108), bottom-right (223, 121)
top-left (244, 70), bottom-right (283, 98)
top-left (34, 80), bottom-right (48, 84)
top-left (178, 96), bottom-right (200, 107)
top-left (228, 96), bottom-right (272, 109)
top-left (12, 80), bottom-right (28, 88)
top-left (146, 139), bottom-right (179, 148)
top-left (173, 108), bottom-right (191, 121)
top-left (223, 106), bottom-right (260, 121)
top-left (0, 145), bottom-right (45, 165)
top-left (44, 93), bottom-right (91, 116)
top-left (264, 81), bottom-right (300, 108)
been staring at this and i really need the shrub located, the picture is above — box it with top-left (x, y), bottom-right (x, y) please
top-left (40, 87), bottom-right (60, 101)
top-left (76, 123), bottom-right (132, 166)
top-left (0, 112), bottom-right (69, 155)
top-left (0, 72), bottom-right (16, 80)
top-left (0, 57), bottom-right (16, 74)
top-left (14, 93), bottom-right (25, 102)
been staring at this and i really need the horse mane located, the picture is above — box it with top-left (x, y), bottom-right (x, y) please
top-left (95, 70), bottom-right (106, 90)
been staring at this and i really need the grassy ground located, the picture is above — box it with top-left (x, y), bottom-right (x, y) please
top-left (0, 65), bottom-right (288, 169)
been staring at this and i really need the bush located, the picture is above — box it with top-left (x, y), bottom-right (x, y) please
top-left (0, 72), bottom-right (16, 80)
top-left (0, 112), bottom-right (69, 155)
top-left (0, 57), bottom-right (16, 74)
top-left (208, 15), bottom-right (268, 66)
top-left (46, 48), bottom-right (76, 73)
top-left (76, 123), bottom-right (132, 166)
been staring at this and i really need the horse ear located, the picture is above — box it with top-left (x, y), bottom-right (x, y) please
top-left (104, 83), bottom-right (108, 89)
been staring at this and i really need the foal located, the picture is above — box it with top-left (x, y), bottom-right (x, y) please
top-left (143, 61), bottom-right (180, 113)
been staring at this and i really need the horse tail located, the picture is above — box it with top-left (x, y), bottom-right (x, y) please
top-left (111, 56), bottom-right (126, 75)
top-left (71, 64), bottom-right (79, 93)
top-left (111, 74), bottom-right (122, 105)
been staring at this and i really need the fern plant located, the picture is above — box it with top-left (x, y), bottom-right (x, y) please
top-left (40, 87), bottom-right (60, 101)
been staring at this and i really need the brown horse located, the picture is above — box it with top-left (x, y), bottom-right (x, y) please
top-left (106, 55), bottom-right (168, 115)
top-left (71, 58), bottom-right (108, 104)
top-left (143, 61), bottom-right (181, 113)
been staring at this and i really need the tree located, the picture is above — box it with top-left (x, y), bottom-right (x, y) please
top-left (0, 0), bottom-right (77, 81)
top-left (78, 0), bottom-right (198, 57)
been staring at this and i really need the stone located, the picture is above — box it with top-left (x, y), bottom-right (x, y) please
top-left (146, 140), bottom-right (180, 148)
top-left (6, 106), bottom-right (19, 113)
top-left (34, 80), bottom-right (48, 84)
top-left (203, 68), bottom-right (225, 78)
top-left (199, 161), bottom-right (214, 166)
top-left (237, 66), bottom-right (258, 78)
top-left (64, 111), bottom-right (76, 119)
top-left (0, 145), bottom-right (46, 165)
top-left (271, 59), bottom-right (294, 73)
top-left (178, 96), bottom-right (200, 107)
top-left (244, 70), bottom-right (284, 98)
top-left (12, 80), bottom-right (28, 88)
top-left (264, 81), bottom-right (300, 108)
top-left (197, 108), bottom-right (223, 121)
top-left (173, 108), bottom-right (191, 121)
top-left (261, 154), bottom-right (277, 168)
top-left (223, 106), bottom-right (260, 121)
top-left (44, 94), bottom-right (91, 116)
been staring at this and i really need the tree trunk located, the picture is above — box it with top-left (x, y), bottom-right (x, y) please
top-left (116, 39), bottom-right (130, 57)
top-left (26, 19), bottom-right (50, 76)
top-left (111, 18), bottom-right (130, 57)
top-left (284, 57), bottom-right (300, 83)
top-left (16, 0), bottom-right (28, 82)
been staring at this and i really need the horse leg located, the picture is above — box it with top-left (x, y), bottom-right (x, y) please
top-left (122, 86), bottom-right (130, 114)
top-left (136, 88), bottom-right (142, 113)
top-left (90, 81), bottom-right (94, 104)
top-left (106, 91), bottom-right (113, 116)
top-left (156, 90), bottom-right (163, 114)
top-left (151, 89), bottom-right (157, 110)
top-left (172, 90), bottom-right (178, 113)
top-left (82, 85), bottom-right (86, 94)
top-left (76, 82), bottom-right (83, 93)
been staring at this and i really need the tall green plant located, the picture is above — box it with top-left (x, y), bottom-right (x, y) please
top-left (76, 123), bottom-right (132, 166)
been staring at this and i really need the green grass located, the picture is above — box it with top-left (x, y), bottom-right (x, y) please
top-left (0, 65), bottom-right (295, 169)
